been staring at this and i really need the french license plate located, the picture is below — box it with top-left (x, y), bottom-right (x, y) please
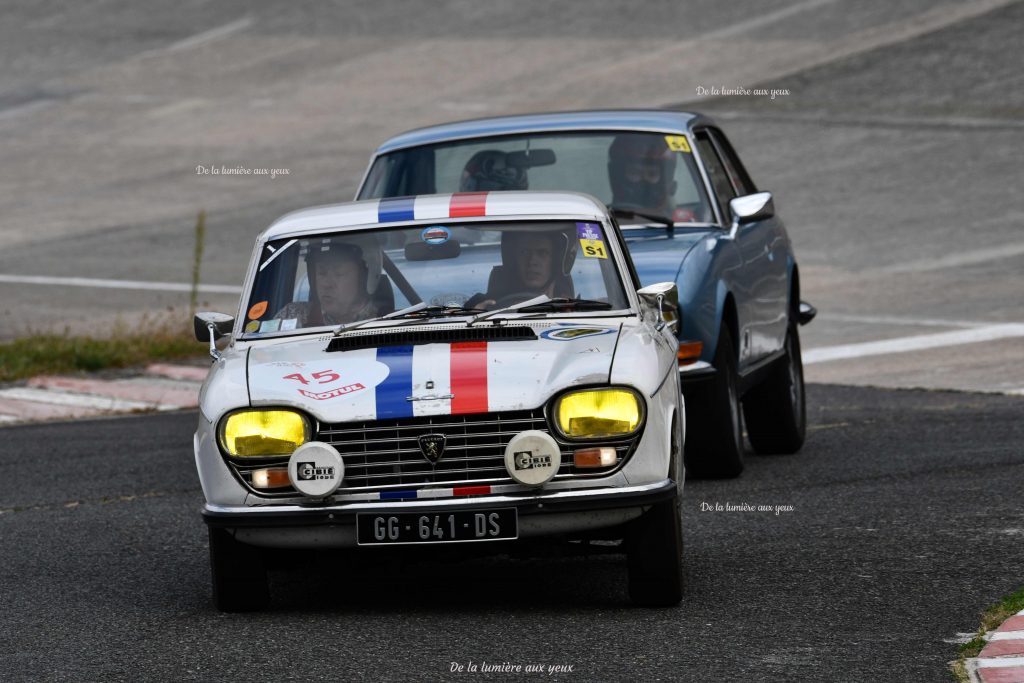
top-left (356, 509), bottom-right (518, 545)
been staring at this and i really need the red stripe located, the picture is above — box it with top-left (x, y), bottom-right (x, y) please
top-left (449, 192), bottom-right (488, 217)
top-left (450, 341), bottom-right (488, 414)
top-left (453, 486), bottom-right (491, 496)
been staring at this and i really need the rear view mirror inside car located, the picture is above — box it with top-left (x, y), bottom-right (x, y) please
top-left (404, 239), bottom-right (462, 261)
top-left (507, 149), bottom-right (556, 168)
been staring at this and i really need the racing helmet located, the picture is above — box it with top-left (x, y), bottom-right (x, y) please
top-left (608, 134), bottom-right (678, 210)
top-left (500, 229), bottom-right (577, 279)
top-left (459, 150), bottom-right (529, 192)
top-left (305, 234), bottom-right (384, 295)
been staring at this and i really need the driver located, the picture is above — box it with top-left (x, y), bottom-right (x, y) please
top-left (459, 150), bottom-right (529, 192)
top-left (274, 237), bottom-right (385, 327)
top-left (467, 230), bottom-right (575, 309)
top-left (608, 134), bottom-right (694, 222)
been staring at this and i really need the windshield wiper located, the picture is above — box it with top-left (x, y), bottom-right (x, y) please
top-left (333, 302), bottom-right (431, 335)
top-left (334, 303), bottom-right (490, 335)
top-left (515, 297), bottom-right (613, 313)
top-left (466, 294), bottom-right (551, 327)
top-left (609, 205), bottom-right (675, 237)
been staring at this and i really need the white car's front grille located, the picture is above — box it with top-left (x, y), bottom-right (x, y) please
top-left (227, 409), bottom-right (637, 497)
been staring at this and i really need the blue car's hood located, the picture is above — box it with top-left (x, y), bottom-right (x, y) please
top-left (622, 228), bottom-right (714, 286)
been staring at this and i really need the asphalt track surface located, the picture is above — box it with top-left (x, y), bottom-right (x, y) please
top-left (2, 384), bottom-right (1022, 682)
top-left (2, 2), bottom-right (1023, 681)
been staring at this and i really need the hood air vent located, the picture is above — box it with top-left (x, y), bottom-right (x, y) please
top-left (326, 325), bottom-right (537, 352)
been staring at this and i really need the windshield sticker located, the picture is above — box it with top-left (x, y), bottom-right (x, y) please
top-left (576, 222), bottom-right (608, 259)
top-left (665, 135), bottom-right (691, 153)
top-left (258, 238), bottom-right (297, 272)
top-left (280, 318), bottom-right (298, 331)
top-left (541, 326), bottom-right (616, 341)
top-left (248, 301), bottom-right (268, 320)
top-left (421, 226), bottom-right (450, 245)
top-left (244, 320), bottom-right (260, 333)
top-left (259, 319), bottom-right (281, 333)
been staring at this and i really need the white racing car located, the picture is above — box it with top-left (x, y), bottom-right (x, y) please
top-left (193, 191), bottom-right (686, 610)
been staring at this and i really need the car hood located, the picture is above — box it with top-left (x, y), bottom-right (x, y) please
top-left (246, 322), bottom-right (622, 423)
top-left (622, 229), bottom-right (714, 286)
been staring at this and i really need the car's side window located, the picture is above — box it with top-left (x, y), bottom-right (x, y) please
top-left (694, 130), bottom-right (736, 224)
top-left (709, 129), bottom-right (757, 197)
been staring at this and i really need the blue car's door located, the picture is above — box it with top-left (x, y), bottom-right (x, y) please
top-left (693, 128), bottom-right (788, 370)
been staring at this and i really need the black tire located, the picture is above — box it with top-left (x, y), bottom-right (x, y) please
top-left (743, 316), bottom-right (806, 455)
top-left (209, 528), bottom-right (269, 612)
top-left (626, 498), bottom-right (683, 607)
top-left (683, 325), bottom-right (744, 478)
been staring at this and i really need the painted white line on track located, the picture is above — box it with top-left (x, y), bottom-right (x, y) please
top-left (818, 313), bottom-right (989, 329)
top-left (699, 0), bottom-right (839, 40)
top-left (0, 388), bottom-right (163, 411)
top-left (134, 17), bottom-right (253, 59)
top-left (977, 656), bottom-right (1024, 668)
top-left (877, 239), bottom-right (1024, 274)
top-left (0, 415), bottom-right (17, 423)
top-left (989, 631), bottom-right (1024, 641)
top-left (803, 324), bottom-right (1024, 364)
top-left (0, 274), bottom-right (241, 294)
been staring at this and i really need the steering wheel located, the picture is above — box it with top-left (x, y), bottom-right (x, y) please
top-left (492, 291), bottom-right (540, 309)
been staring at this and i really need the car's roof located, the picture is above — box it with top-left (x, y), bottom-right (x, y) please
top-left (262, 191), bottom-right (609, 241)
top-left (375, 109), bottom-right (715, 154)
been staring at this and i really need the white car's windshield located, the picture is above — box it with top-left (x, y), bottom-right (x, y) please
top-left (242, 220), bottom-right (629, 336)
top-left (359, 131), bottom-right (714, 225)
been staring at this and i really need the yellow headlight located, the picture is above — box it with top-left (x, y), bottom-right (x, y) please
top-left (556, 389), bottom-right (642, 439)
top-left (219, 410), bottom-right (310, 457)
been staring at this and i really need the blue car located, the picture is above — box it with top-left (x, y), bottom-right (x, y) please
top-left (355, 110), bottom-right (815, 478)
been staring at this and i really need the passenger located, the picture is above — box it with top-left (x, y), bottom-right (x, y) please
top-left (608, 134), bottom-right (687, 221)
top-left (467, 230), bottom-right (575, 310)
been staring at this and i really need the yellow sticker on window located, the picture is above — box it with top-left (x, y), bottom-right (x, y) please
top-left (580, 239), bottom-right (608, 259)
top-left (665, 135), bottom-right (691, 153)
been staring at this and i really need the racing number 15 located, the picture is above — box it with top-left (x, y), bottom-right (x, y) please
top-left (283, 370), bottom-right (340, 386)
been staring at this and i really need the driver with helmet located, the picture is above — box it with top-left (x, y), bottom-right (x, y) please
top-left (459, 150), bottom-right (529, 192)
top-left (274, 236), bottom-right (388, 327)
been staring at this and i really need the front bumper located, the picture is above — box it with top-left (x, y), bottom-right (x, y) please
top-left (203, 479), bottom-right (676, 549)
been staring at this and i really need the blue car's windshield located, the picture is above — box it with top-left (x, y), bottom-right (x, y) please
top-left (242, 220), bottom-right (629, 337)
top-left (359, 131), bottom-right (715, 225)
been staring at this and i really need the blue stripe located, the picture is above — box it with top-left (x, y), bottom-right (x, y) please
top-left (380, 490), bottom-right (418, 500)
top-left (375, 345), bottom-right (415, 418)
top-left (377, 196), bottom-right (416, 223)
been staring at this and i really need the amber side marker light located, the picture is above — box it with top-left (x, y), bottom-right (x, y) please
top-left (251, 467), bottom-right (291, 489)
top-left (677, 341), bottom-right (703, 366)
top-left (574, 447), bottom-right (618, 468)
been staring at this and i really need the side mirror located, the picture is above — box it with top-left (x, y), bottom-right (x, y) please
top-left (637, 282), bottom-right (680, 335)
top-left (194, 312), bottom-right (234, 360)
top-left (729, 191), bottom-right (774, 233)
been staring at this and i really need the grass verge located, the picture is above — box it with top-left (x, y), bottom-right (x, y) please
top-left (0, 323), bottom-right (204, 383)
top-left (952, 585), bottom-right (1024, 681)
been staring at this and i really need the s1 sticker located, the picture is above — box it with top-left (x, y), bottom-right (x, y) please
top-left (280, 318), bottom-right (298, 331)
top-left (259, 319), bottom-right (281, 333)
top-left (540, 326), bottom-right (616, 340)
top-left (248, 300), bottom-right (268, 320)
top-left (665, 135), bottom-right (691, 153)
top-left (421, 226), bottom-right (450, 245)
top-left (244, 320), bottom-right (260, 333)
top-left (576, 222), bottom-right (607, 259)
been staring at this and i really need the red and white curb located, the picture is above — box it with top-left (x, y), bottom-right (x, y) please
top-left (0, 363), bottom-right (207, 425)
top-left (966, 610), bottom-right (1024, 683)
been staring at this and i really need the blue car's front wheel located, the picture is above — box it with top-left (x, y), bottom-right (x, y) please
top-left (742, 315), bottom-right (807, 454)
top-left (683, 325), bottom-right (744, 478)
